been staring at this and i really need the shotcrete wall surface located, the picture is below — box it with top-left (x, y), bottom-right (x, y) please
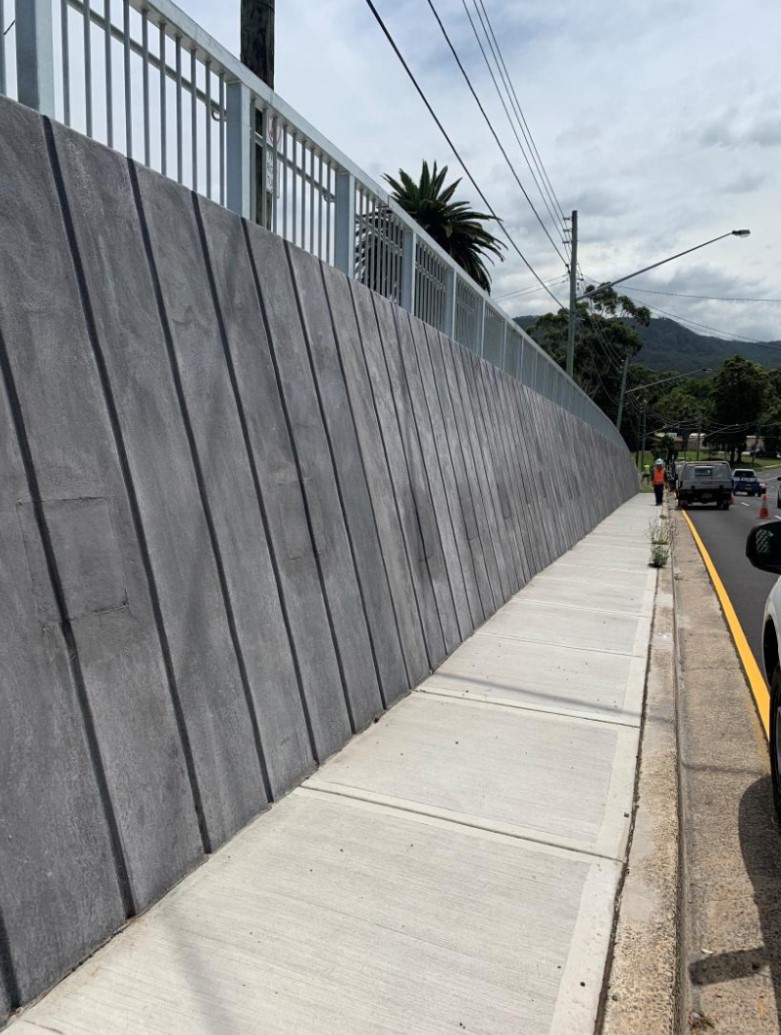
top-left (0, 95), bottom-right (638, 1023)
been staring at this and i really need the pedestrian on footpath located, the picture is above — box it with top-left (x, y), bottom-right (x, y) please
top-left (652, 458), bottom-right (666, 506)
top-left (641, 463), bottom-right (651, 485)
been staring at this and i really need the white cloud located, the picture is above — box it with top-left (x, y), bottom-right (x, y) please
top-left (180, 0), bottom-right (781, 341)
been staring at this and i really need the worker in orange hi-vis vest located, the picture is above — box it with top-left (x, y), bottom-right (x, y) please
top-left (651, 458), bottom-right (666, 506)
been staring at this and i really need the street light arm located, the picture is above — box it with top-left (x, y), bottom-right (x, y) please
top-left (578, 230), bottom-right (750, 301)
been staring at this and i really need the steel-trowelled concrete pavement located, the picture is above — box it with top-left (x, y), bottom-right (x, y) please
top-left (8, 494), bottom-right (656, 1035)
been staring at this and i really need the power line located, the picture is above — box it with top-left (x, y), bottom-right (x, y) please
top-left (619, 292), bottom-right (769, 344)
top-left (459, 0), bottom-right (568, 261)
top-left (621, 286), bottom-right (781, 304)
top-left (425, 0), bottom-right (568, 265)
top-left (495, 275), bottom-right (569, 301)
top-left (470, 0), bottom-right (569, 231)
top-left (361, 0), bottom-right (566, 309)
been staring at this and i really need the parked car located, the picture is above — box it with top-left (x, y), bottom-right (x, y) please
top-left (732, 468), bottom-right (766, 497)
top-left (746, 524), bottom-right (781, 817)
top-left (676, 461), bottom-right (733, 509)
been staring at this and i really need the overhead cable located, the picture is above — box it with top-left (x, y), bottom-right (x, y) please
top-left (621, 287), bottom-right (781, 304)
top-left (458, 0), bottom-right (568, 260)
top-left (425, 0), bottom-right (568, 265)
top-left (361, 0), bottom-right (566, 309)
top-left (469, 0), bottom-right (569, 233)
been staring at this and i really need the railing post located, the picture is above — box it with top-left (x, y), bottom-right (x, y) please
top-left (444, 268), bottom-right (456, 339)
top-left (477, 297), bottom-right (486, 357)
top-left (400, 226), bottom-right (416, 313)
top-left (15, 0), bottom-right (55, 116)
top-left (500, 321), bottom-right (508, 372)
top-left (226, 80), bottom-right (252, 219)
top-left (334, 171), bottom-right (356, 277)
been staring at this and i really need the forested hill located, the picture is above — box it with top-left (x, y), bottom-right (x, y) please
top-left (514, 314), bottom-right (779, 374)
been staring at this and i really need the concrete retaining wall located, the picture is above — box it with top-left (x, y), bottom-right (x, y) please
top-left (0, 94), bottom-right (638, 1024)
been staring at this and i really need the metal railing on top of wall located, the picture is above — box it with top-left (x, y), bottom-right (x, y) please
top-left (1, 0), bottom-right (625, 446)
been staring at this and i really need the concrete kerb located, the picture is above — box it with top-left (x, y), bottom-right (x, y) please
top-left (599, 507), bottom-right (679, 1034)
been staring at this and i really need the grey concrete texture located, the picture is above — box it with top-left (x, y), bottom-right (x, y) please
top-left (0, 93), bottom-right (637, 1025)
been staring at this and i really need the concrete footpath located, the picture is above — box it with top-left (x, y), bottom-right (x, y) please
top-left (8, 494), bottom-right (656, 1035)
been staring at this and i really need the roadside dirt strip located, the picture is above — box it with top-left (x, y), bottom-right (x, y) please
top-left (673, 509), bottom-right (781, 1033)
top-left (601, 552), bottom-right (678, 1034)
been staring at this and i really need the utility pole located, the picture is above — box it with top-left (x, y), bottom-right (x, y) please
top-left (241, 0), bottom-right (275, 87)
top-left (566, 209), bottom-right (578, 379)
top-left (615, 353), bottom-right (629, 430)
top-left (640, 398), bottom-right (648, 469)
top-left (696, 416), bottom-right (701, 460)
top-left (241, 0), bottom-right (275, 224)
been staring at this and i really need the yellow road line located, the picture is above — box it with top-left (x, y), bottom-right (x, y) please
top-left (681, 510), bottom-right (770, 739)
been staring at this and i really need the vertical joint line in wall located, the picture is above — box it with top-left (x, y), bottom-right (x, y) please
top-left (241, 222), bottom-right (356, 736)
top-left (319, 263), bottom-right (413, 691)
top-left (370, 295), bottom-right (449, 656)
top-left (127, 163), bottom-right (274, 804)
top-left (0, 899), bottom-right (21, 1011)
top-left (42, 122), bottom-right (211, 858)
top-left (347, 281), bottom-right (433, 673)
top-left (190, 196), bottom-right (280, 798)
top-left (284, 242), bottom-right (387, 710)
top-left (0, 326), bottom-right (135, 919)
top-left (191, 200), bottom-right (319, 770)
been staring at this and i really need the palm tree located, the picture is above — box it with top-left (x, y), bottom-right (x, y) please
top-left (384, 161), bottom-right (505, 293)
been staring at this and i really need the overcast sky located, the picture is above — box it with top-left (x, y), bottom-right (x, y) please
top-left (182, 0), bottom-right (780, 346)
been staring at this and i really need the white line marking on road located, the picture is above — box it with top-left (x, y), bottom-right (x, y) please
top-left (740, 502), bottom-right (750, 507)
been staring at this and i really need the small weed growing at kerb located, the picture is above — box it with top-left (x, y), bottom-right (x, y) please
top-left (648, 518), bottom-right (671, 568)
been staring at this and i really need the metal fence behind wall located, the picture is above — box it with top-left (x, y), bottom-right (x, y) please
top-left (1, 0), bottom-right (625, 447)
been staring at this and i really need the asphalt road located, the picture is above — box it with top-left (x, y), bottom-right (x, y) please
top-left (683, 465), bottom-right (781, 670)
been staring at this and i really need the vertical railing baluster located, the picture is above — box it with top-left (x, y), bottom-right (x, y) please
top-left (190, 46), bottom-right (197, 191)
top-left (83, 0), bottom-right (92, 136)
top-left (61, 0), bottom-right (70, 123)
top-left (309, 146), bottom-right (315, 254)
top-left (317, 153), bottom-right (324, 258)
top-left (159, 21), bottom-right (166, 175)
top-left (334, 170), bottom-right (355, 277)
top-left (141, 8), bottom-right (150, 165)
top-left (174, 35), bottom-right (182, 182)
top-left (104, 0), bottom-right (113, 146)
top-left (0, 0), bottom-right (5, 97)
top-left (122, 0), bottom-right (131, 156)
top-left (225, 79), bottom-right (250, 218)
top-left (281, 125), bottom-right (288, 240)
top-left (204, 61), bottom-right (211, 199)
top-left (271, 113), bottom-right (279, 234)
top-left (218, 72), bottom-right (225, 205)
